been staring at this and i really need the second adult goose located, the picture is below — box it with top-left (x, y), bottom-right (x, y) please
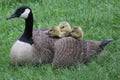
top-left (7, 6), bottom-right (56, 64)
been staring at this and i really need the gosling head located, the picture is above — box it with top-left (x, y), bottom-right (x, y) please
top-left (7, 6), bottom-right (32, 20)
top-left (58, 21), bottom-right (72, 33)
top-left (70, 26), bottom-right (84, 40)
top-left (48, 26), bottom-right (66, 38)
top-left (48, 26), bottom-right (61, 38)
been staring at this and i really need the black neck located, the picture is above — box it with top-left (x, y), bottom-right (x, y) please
top-left (19, 12), bottom-right (33, 45)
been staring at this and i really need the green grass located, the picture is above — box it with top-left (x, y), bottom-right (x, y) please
top-left (0, 0), bottom-right (120, 80)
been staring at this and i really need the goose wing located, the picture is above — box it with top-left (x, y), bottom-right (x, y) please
top-left (52, 37), bottom-right (111, 67)
top-left (32, 28), bottom-right (59, 63)
top-left (52, 37), bottom-right (82, 67)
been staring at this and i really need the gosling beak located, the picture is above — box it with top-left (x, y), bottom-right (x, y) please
top-left (6, 12), bottom-right (17, 20)
top-left (66, 32), bottom-right (71, 37)
top-left (100, 38), bottom-right (113, 49)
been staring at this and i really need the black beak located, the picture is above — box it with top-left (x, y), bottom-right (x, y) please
top-left (100, 38), bottom-right (113, 49)
top-left (6, 12), bottom-right (17, 20)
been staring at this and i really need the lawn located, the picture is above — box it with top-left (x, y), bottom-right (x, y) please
top-left (0, 0), bottom-right (120, 80)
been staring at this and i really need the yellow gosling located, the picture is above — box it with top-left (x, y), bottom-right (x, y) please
top-left (70, 26), bottom-right (83, 40)
top-left (58, 21), bottom-right (72, 33)
top-left (48, 26), bottom-right (66, 38)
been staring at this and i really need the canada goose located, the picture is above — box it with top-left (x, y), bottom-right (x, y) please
top-left (7, 6), bottom-right (57, 64)
top-left (52, 37), bottom-right (113, 67)
top-left (47, 26), bottom-right (66, 38)
top-left (58, 21), bottom-right (72, 33)
top-left (70, 26), bottom-right (83, 40)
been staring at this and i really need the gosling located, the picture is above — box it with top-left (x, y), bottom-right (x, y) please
top-left (47, 26), bottom-right (66, 38)
top-left (70, 26), bottom-right (83, 40)
top-left (58, 21), bottom-right (72, 34)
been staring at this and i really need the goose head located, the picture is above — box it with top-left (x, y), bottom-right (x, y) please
top-left (70, 26), bottom-right (83, 40)
top-left (7, 6), bottom-right (32, 20)
top-left (58, 21), bottom-right (72, 33)
top-left (7, 6), bottom-right (33, 44)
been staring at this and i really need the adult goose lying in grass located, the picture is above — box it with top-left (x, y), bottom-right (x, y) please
top-left (7, 6), bottom-right (57, 64)
top-left (52, 37), bottom-right (113, 67)
top-left (70, 26), bottom-right (84, 40)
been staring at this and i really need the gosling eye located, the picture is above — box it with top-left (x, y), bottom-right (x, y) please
top-left (50, 30), bottom-right (53, 32)
top-left (61, 26), bottom-right (64, 29)
top-left (71, 31), bottom-right (74, 33)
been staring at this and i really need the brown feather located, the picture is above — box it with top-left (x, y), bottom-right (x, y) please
top-left (52, 37), bottom-right (112, 67)
top-left (32, 29), bottom-right (59, 64)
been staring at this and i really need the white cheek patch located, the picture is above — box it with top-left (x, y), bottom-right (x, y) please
top-left (20, 8), bottom-right (30, 19)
